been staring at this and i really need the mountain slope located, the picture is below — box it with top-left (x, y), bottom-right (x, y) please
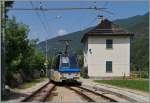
top-left (37, 27), bottom-right (94, 57)
top-left (114, 13), bottom-right (149, 35)
top-left (38, 12), bottom-right (149, 57)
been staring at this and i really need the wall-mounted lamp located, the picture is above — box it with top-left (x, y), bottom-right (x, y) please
top-left (89, 49), bottom-right (92, 54)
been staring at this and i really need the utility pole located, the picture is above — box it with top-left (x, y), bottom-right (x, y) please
top-left (46, 39), bottom-right (48, 61)
top-left (1, 0), bottom-right (5, 100)
top-left (44, 38), bottom-right (48, 77)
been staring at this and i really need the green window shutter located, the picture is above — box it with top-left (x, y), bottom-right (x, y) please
top-left (106, 39), bottom-right (113, 49)
top-left (106, 61), bottom-right (112, 72)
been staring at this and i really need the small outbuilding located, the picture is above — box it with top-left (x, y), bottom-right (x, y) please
top-left (81, 16), bottom-right (134, 79)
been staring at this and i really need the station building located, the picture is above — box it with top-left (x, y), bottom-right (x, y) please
top-left (81, 16), bottom-right (134, 79)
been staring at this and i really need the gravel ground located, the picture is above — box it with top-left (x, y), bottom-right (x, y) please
top-left (47, 86), bottom-right (86, 102)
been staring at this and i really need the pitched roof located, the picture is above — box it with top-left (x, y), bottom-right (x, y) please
top-left (81, 19), bottom-right (134, 42)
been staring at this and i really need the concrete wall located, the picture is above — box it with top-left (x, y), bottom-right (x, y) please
top-left (84, 36), bottom-right (130, 77)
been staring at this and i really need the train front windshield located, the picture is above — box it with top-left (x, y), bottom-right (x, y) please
top-left (61, 57), bottom-right (70, 68)
top-left (61, 56), bottom-right (78, 68)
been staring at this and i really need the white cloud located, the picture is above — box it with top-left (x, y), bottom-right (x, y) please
top-left (58, 29), bottom-right (67, 36)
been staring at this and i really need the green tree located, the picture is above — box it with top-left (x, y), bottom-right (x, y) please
top-left (5, 17), bottom-right (30, 84)
top-left (131, 34), bottom-right (149, 78)
top-left (5, 17), bottom-right (45, 85)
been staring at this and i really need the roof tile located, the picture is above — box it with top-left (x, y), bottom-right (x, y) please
top-left (81, 19), bottom-right (134, 42)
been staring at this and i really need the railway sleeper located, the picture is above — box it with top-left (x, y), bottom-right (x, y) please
top-left (68, 87), bottom-right (95, 102)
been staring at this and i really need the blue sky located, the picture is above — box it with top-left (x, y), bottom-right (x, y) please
top-left (8, 1), bottom-right (149, 42)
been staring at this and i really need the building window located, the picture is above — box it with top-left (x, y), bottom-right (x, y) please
top-left (106, 39), bottom-right (113, 49)
top-left (106, 61), bottom-right (112, 73)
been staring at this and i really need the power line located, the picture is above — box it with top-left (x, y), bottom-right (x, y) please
top-left (7, 7), bottom-right (107, 11)
top-left (39, 2), bottom-right (55, 62)
top-left (30, 1), bottom-right (50, 61)
top-left (40, 2), bottom-right (54, 36)
top-left (66, 14), bottom-right (84, 31)
top-left (8, 6), bottom-right (114, 15)
top-left (30, 1), bottom-right (49, 35)
top-left (82, 17), bottom-right (97, 30)
top-left (103, 1), bottom-right (109, 8)
top-left (42, 12), bottom-right (51, 31)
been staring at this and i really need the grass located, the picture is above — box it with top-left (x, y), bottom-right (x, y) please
top-left (94, 79), bottom-right (149, 92)
top-left (18, 77), bottom-right (47, 89)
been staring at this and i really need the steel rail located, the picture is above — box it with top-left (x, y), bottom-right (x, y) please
top-left (67, 86), bottom-right (95, 102)
top-left (67, 86), bottom-right (117, 102)
top-left (21, 82), bottom-right (56, 102)
top-left (91, 86), bottom-right (138, 102)
top-left (78, 86), bottom-right (117, 102)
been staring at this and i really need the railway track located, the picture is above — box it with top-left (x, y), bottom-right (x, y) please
top-left (67, 86), bottom-right (117, 102)
top-left (21, 82), bottom-right (56, 102)
top-left (21, 82), bottom-right (135, 102)
top-left (83, 84), bottom-right (138, 102)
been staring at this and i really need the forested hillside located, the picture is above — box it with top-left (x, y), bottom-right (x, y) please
top-left (38, 12), bottom-right (149, 72)
top-left (114, 13), bottom-right (149, 35)
top-left (38, 27), bottom-right (94, 57)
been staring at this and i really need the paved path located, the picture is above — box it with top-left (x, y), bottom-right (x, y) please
top-left (79, 78), bottom-right (149, 102)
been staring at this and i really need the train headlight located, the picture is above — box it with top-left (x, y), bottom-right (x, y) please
top-left (75, 73), bottom-right (78, 76)
top-left (60, 73), bottom-right (64, 77)
top-left (75, 73), bottom-right (80, 76)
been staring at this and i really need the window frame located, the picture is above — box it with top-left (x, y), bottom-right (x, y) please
top-left (60, 56), bottom-right (70, 68)
top-left (106, 39), bottom-right (113, 49)
top-left (106, 61), bottom-right (112, 73)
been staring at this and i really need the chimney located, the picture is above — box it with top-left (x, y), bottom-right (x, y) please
top-left (97, 15), bottom-right (104, 24)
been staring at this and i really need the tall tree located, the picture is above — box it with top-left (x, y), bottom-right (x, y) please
top-left (5, 17), bottom-right (30, 85)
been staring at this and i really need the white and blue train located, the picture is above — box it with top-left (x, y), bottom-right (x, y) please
top-left (49, 54), bottom-right (80, 82)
